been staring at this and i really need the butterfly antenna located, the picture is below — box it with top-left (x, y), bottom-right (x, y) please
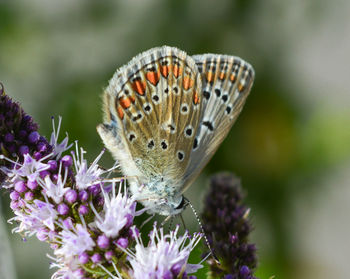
top-left (184, 197), bottom-right (220, 265)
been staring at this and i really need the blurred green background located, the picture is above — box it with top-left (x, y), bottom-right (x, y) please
top-left (1, 0), bottom-right (350, 278)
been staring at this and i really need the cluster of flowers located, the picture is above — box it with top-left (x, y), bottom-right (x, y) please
top-left (0, 83), bottom-right (258, 279)
top-left (0, 85), bottom-right (202, 279)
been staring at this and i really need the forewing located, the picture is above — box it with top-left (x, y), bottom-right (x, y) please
top-left (181, 54), bottom-right (255, 190)
top-left (100, 46), bottom-right (202, 181)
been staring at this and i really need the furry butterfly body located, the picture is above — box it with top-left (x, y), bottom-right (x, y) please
top-left (98, 46), bottom-right (254, 215)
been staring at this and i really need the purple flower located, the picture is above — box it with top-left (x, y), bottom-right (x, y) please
top-left (49, 116), bottom-right (73, 158)
top-left (8, 154), bottom-right (50, 183)
top-left (73, 146), bottom-right (105, 190)
top-left (93, 184), bottom-right (138, 238)
top-left (127, 223), bottom-right (202, 279)
top-left (55, 224), bottom-right (95, 259)
top-left (40, 171), bottom-right (69, 204)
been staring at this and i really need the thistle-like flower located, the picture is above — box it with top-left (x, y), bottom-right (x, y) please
top-left (126, 223), bottom-right (202, 279)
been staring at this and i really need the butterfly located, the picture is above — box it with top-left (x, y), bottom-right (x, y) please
top-left (97, 46), bottom-right (254, 216)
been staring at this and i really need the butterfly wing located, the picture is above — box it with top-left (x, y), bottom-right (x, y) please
top-left (98, 46), bottom-right (203, 187)
top-left (181, 54), bottom-right (255, 191)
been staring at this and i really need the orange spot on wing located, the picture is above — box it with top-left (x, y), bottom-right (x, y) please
top-left (129, 95), bottom-right (136, 103)
top-left (238, 83), bottom-right (245, 92)
top-left (117, 106), bottom-right (124, 120)
top-left (230, 73), bottom-right (236, 82)
top-left (160, 66), bottom-right (170, 78)
top-left (205, 71), bottom-right (215, 83)
top-left (119, 97), bottom-right (131, 109)
top-left (146, 71), bottom-right (160, 86)
top-left (173, 65), bottom-right (182, 78)
top-left (182, 76), bottom-right (194, 90)
top-left (219, 72), bottom-right (226, 80)
top-left (131, 80), bottom-right (146, 95)
top-left (193, 91), bottom-right (200, 105)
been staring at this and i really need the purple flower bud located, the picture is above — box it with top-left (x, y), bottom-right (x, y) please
top-left (171, 263), bottom-right (182, 276)
top-left (62, 217), bottom-right (73, 229)
top-left (163, 270), bottom-right (173, 279)
top-left (65, 189), bottom-right (77, 203)
top-left (78, 204), bottom-right (89, 215)
top-left (57, 203), bottom-right (69, 215)
top-left (88, 184), bottom-right (101, 196)
top-left (116, 237), bottom-right (128, 249)
top-left (27, 180), bottom-right (38, 190)
top-left (125, 213), bottom-right (134, 228)
top-left (14, 180), bottom-right (26, 193)
top-left (19, 145), bottom-right (29, 155)
top-left (104, 251), bottom-right (114, 261)
top-left (37, 228), bottom-right (49, 241)
top-left (33, 152), bottom-right (42, 160)
top-left (37, 141), bottom-right (47, 152)
top-left (240, 265), bottom-right (250, 277)
top-left (52, 174), bottom-right (59, 181)
top-left (61, 155), bottom-right (72, 167)
top-left (91, 253), bottom-right (102, 264)
top-left (97, 235), bottom-right (110, 249)
top-left (10, 201), bottom-right (19, 210)
top-left (79, 252), bottom-right (90, 264)
top-left (9, 191), bottom-right (20, 201)
top-left (28, 131), bottom-right (40, 143)
top-left (47, 160), bottom-right (58, 171)
top-left (24, 191), bottom-right (34, 201)
top-left (4, 133), bottom-right (14, 142)
top-left (40, 170), bottom-right (50, 179)
top-left (78, 190), bottom-right (89, 202)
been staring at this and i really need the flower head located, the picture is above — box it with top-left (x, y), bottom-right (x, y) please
top-left (93, 182), bottom-right (137, 238)
top-left (202, 173), bottom-right (258, 278)
top-left (127, 223), bottom-right (202, 279)
top-left (55, 224), bottom-right (95, 259)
